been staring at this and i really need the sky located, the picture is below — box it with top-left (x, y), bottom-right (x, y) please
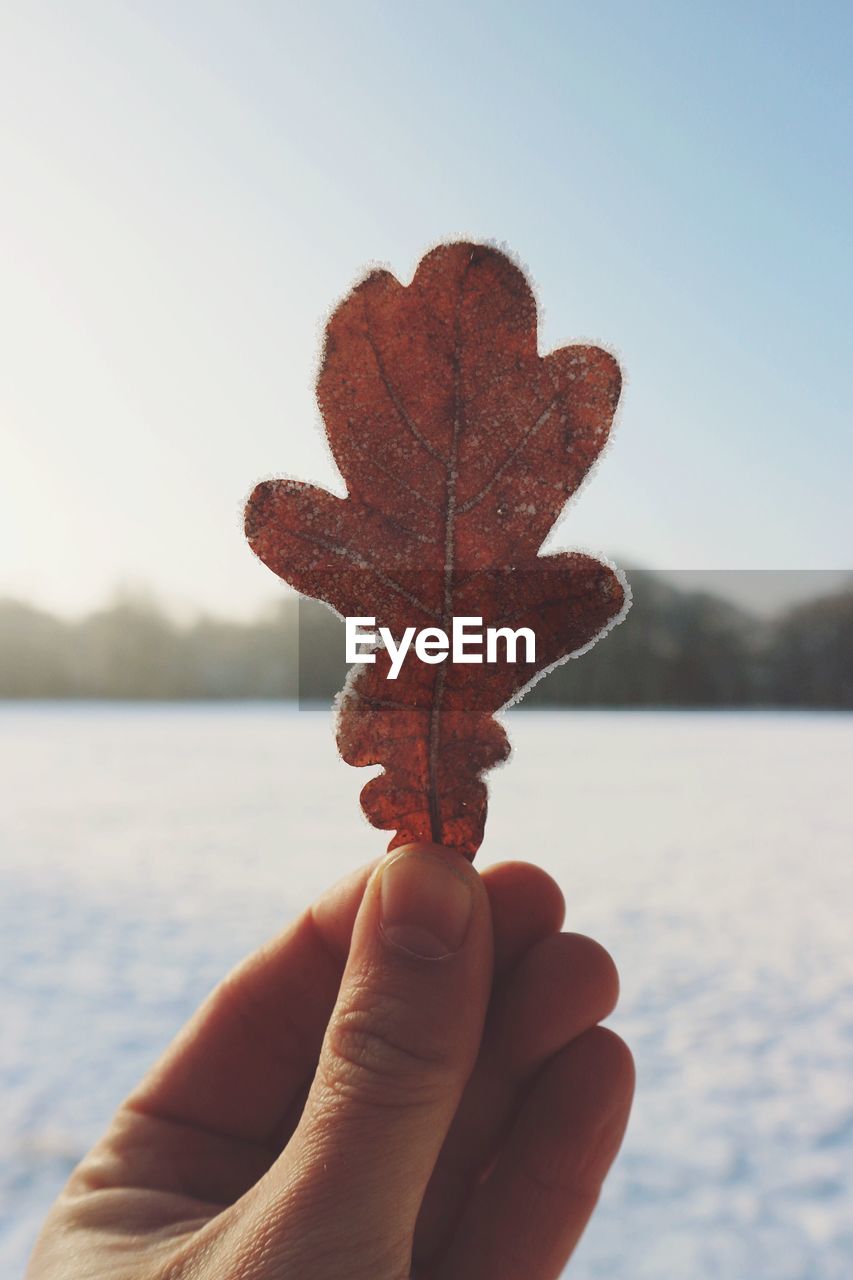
top-left (1, 1), bottom-right (851, 619)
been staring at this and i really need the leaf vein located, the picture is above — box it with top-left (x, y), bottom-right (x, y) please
top-left (457, 394), bottom-right (563, 516)
top-left (284, 527), bottom-right (440, 622)
top-left (362, 294), bottom-right (449, 468)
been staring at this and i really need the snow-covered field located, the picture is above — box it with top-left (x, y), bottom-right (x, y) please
top-left (1, 705), bottom-right (852, 1277)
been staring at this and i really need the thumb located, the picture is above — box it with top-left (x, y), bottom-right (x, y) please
top-left (269, 844), bottom-right (493, 1263)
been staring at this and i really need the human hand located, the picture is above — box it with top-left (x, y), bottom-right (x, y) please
top-left (27, 845), bottom-right (633, 1280)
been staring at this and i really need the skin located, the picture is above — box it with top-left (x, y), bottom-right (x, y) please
top-left (27, 845), bottom-right (634, 1280)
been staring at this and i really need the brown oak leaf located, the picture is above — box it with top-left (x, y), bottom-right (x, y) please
top-left (245, 242), bottom-right (628, 858)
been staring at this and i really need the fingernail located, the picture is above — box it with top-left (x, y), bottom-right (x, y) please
top-left (380, 848), bottom-right (473, 958)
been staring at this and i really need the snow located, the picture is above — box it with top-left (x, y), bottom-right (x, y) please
top-left (1, 705), bottom-right (852, 1277)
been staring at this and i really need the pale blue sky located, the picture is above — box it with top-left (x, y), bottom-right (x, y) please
top-left (1, 1), bottom-right (850, 617)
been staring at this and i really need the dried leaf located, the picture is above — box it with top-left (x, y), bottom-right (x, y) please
top-left (245, 242), bottom-right (628, 857)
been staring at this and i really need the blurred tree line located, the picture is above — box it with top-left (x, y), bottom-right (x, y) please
top-left (1, 573), bottom-right (851, 706)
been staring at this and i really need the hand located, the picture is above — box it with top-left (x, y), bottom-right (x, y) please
top-left (27, 845), bottom-right (634, 1280)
